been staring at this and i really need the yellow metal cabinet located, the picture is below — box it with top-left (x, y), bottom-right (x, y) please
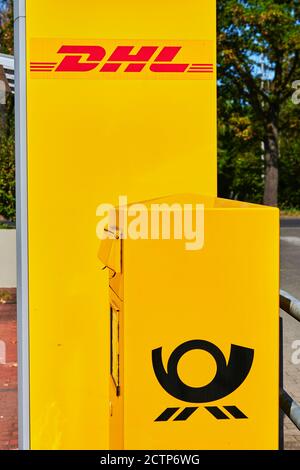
top-left (99, 195), bottom-right (279, 450)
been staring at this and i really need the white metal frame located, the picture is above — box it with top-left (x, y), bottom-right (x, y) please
top-left (14, 0), bottom-right (30, 450)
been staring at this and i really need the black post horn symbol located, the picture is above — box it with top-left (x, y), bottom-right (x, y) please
top-left (152, 340), bottom-right (254, 403)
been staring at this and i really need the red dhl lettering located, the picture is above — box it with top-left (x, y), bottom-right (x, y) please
top-left (30, 45), bottom-right (214, 74)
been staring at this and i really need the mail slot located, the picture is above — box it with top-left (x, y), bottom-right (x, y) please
top-left (98, 194), bottom-right (279, 450)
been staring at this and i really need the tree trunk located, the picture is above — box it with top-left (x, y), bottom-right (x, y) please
top-left (263, 121), bottom-right (279, 207)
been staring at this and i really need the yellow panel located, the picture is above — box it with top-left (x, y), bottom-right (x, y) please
top-left (25, 1), bottom-right (217, 449)
top-left (106, 196), bottom-right (279, 449)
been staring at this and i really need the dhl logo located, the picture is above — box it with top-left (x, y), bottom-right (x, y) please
top-left (29, 40), bottom-right (214, 80)
top-left (30, 45), bottom-right (213, 74)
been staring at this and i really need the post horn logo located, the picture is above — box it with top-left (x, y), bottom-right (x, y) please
top-left (152, 340), bottom-right (254, 422)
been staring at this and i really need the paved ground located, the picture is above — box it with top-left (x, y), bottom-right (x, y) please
top-left (0, 290), bottom-right (17, 450)
top-left (0, 223), bottom-right (299, 450)
top-left (280, 223), bottom-right (300, 450)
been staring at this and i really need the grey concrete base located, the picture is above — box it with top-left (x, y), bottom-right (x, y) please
top-left (0, 230), bottom-right (16, 287)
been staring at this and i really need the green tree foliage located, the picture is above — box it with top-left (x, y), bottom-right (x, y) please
top-left (218, 82), bottom-right (265, 203)
top-left (218, 0), bottom-right (300, 207)
top-left (0, 124), bottom-right (15, 220)
top-left (0, 0), bottom-right (14, 220)
top-left (279, 97), bottom-right (300, 208)
top-left (0, 1), bottom-right (13, 54)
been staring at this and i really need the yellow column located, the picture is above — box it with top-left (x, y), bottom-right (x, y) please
top-left (24, 1), bottom-right (217, 449)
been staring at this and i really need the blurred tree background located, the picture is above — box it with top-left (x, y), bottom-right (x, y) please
top-left (218, 0), bottom-right (300, 208)
top-left (0, 0), bottom-right (14, 221)
top-left (0, 1), bottom-right (299, 220)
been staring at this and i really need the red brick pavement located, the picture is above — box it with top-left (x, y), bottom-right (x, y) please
top-left (0, 290), bottom-right (18, 450)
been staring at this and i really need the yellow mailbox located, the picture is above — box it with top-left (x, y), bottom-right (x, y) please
top-left (99, 195), bottom-right (279, 450)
